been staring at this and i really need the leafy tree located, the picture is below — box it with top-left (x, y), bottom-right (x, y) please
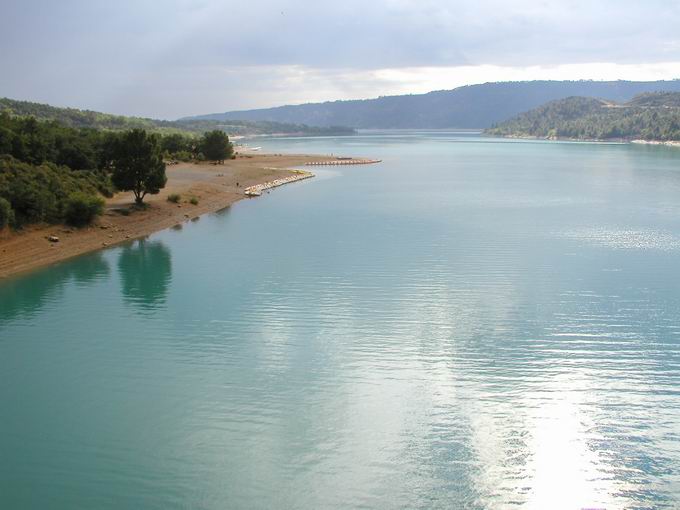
top-left (200, 130), bottom-right (232, 163)
top-left (161, 133), bottom-right (190, 154)
top-left (110, 129), bottom-right (167, 204)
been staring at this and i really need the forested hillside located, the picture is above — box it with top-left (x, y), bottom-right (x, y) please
top-left (0, 98), bottom-right (355, 136)
top-left (186, 80), bottom-right (680, 129)
top-left (486, 92), bottom-right (680, 141)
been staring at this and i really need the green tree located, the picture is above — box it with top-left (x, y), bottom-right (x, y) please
top-left (200, 130), bottom-right (232, 163)
top-left (161, 133), bottom-right (190, 154)
top-left (110, 129), bottom-right (166, 204)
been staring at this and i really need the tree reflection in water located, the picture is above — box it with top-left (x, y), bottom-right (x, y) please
top-left (118, 239), bottom-right (172, 311)
top-left (0, 252), bottom-right (110, 324)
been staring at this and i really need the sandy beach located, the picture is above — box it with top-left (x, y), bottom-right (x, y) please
top-left (0, 154), bottom-right (322, 279)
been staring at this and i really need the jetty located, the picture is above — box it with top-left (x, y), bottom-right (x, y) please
top-left (244, 170), bottom-right (314, 197)
top-left (306, 158), bottom-right (381, 166)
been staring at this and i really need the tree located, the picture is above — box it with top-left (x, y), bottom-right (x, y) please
top-left (200, 130), bottom-right (232, 163)
top-left (110, 129), bottom-right (166, 204)
top-left (161, 133), bottom-right (190, 154)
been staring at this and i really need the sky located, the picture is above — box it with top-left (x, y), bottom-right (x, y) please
top-left (1, 0), bottom-right (680, 119)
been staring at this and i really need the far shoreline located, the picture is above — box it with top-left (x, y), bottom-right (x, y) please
top-left (485, 132), bottom-right (680, 146)
top-left (0, 153), bottom-right (325, 280)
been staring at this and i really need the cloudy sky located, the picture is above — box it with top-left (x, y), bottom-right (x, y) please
top-left (1, 0), bottom-right (680, 119)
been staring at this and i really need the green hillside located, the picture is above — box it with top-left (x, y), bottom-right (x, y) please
top-left (486, 92), bottom-right (680, 141)
top-left (0, 98), bottom-right (355, 136)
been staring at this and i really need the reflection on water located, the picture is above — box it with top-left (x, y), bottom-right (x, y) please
top-left (1, 132), bottom-right (680, 509)
top-left (118, 239), bottom-right (172, 311)
top-left (0, 253), bottom-right (110, 325)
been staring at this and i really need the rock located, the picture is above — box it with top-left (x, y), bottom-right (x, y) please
top-left (48, 235), bottom-right (59, 243)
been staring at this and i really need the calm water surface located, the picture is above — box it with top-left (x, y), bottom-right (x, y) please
top-left (2, 132), bottom-right (680, 509)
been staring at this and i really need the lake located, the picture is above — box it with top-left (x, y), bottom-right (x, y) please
top-left (2, 131), bottom-right (680, 509)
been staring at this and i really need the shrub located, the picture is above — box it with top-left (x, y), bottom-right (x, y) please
top-left (167, 193), bottom-right (181, 203)
top-left (64, 192), bottom-right (104, 226)
top-left (0, 197), bottom-right (14, 228)
top-left (0, 156), bottom-right (104, 225)
top-left (189, 197), bottom-right (199, 205)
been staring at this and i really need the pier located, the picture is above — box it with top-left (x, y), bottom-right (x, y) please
top-left (306, 158), bottom-right (382, 166)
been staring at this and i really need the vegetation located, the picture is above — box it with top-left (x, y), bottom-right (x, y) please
top-left (64, 192), bottom-right (105, 226)
top-left (0, 197), bottom-right (13, 228)
top-left (486, 93), bottom-right (680, 141)
top-left (200, 130), bottom-right (233, 162)
top-left (110, 129), bottom-right (167, 205)
top-left (167, 193), bottom-right (181, 203)
top-left (0, 97), bottom-right (357, 136)
top-left (0, 156), bottom-right (108, 226)
top-left (0, 96), bottom-right (350, 229)
top-left (188, 80), bottom-right (680, 129)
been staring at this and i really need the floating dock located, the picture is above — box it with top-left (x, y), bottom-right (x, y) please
top-left (244, 170), bottom-right (314, 197)
top-left (306, 158), bottom-right (381, 166)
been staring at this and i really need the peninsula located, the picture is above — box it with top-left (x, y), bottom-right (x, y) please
top-left (0, 154), bottom-right (322, 278)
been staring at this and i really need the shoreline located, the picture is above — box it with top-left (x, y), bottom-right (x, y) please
top-left (0, 154), bottom-right (324, 280)
top-left (487, 133), bottom-right (680, 146)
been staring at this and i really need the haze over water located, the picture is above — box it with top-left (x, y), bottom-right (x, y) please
top-left (2, 131), bottom-right (680, 509)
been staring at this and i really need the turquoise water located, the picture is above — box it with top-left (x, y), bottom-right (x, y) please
top-left (2, 132), bottom-right (680, 509)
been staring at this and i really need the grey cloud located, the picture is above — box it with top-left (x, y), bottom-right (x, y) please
top-left (1, 0), bottom-right (680, 118)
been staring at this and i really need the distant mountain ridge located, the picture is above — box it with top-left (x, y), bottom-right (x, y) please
top-left (185, 80), bottom-right (680, 129)
top-left (0, 97), bottom-right (355, 136)
top-left (485, 92), bottom-right (680, 141)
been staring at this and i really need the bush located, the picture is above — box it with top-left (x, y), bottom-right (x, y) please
top-left (0, 156), bottom-right (105, 225)
top-left (0, 197), bottom-right (14, 228)
top-left (189, 197), bottom-right (199, 205)
top-left (167, 193), bottom-right (181, 203)
top-left (64, 192), bottom-right (104, 226)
